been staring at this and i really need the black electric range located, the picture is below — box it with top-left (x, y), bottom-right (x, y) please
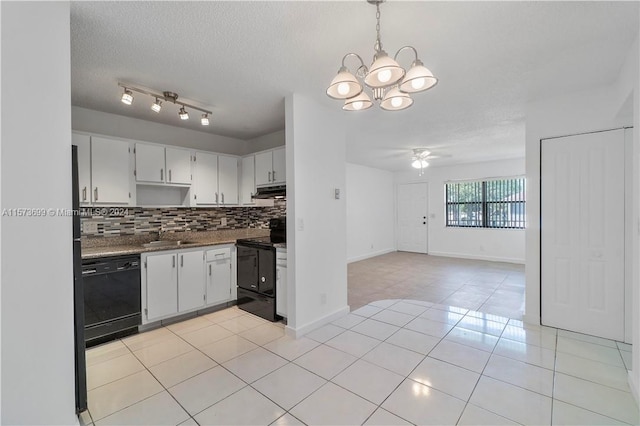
top-left (236, 218), bottom-right (285, 321)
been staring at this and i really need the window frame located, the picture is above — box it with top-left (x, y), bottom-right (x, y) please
top-left (445, 177), bottom-right (526, 229)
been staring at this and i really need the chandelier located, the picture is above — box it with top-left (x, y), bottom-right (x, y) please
top-left (118, 82), bottom-right (212, 126)
top-left (326, 0), bottom-right (438, 111)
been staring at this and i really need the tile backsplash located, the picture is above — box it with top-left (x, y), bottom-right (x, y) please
top-left (81, 200), bottom-right (286, 237)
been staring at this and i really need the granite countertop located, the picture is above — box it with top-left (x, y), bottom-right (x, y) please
top-left (81, 229), bottom-right (270, 259)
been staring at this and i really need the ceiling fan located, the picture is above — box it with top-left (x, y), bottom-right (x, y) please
top-left (411, 148), bottom-right (448, 175)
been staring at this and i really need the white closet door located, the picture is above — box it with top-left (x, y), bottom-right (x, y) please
top-left (541, 129), bottom-right (625, 340)
top-left (397, 183), bottom-right (428, 254)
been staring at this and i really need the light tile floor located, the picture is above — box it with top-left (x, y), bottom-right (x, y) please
top-left (348, 252), bottom-right (525, 319)
top-left (81, 299), bottom-right (638, 425)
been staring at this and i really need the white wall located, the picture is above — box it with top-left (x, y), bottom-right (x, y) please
top-left (285, 94), bottom-right (348, 336)
top-left (346, 163), bottom-right (395, 263)
top-left (396, 158), bottom-right (526, 263)
top-left (246, 129), bottom-right (285, 154)
top-left (1, 2), bottom-right (78, 424)
top-left (72, 106), bottom-right (247, 155)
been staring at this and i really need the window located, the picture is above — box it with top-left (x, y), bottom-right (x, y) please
top-left (446, 177), bottom-right (525, 229)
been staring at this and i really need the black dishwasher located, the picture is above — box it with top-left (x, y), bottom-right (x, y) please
top-left (82, 255), bottom-right (141, 346)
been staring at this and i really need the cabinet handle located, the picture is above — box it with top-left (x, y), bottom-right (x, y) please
top-left (82, 187), bottom-right (87, 201)
top-left (168, 169), bottom-right (172, 182)
top-left (268, 171), bottom-right (272, 182)
top-left (221, 193), bottom-right (225, 204)
top-left (181, 255), bottom-right (183, 267)
top-left (94, 187), bottom-right (98, 201)
top-left (160, 169), bottom-right (164, 181)
top-left (172, 256), bottom-right (175, 268)
top-left (273, 171), bottom-right (276, 181)
top-left (209, 264), bottom-right (212, 276)
top-left (215, 192), bottom-right (219, 204)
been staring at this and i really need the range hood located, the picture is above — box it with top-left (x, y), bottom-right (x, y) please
top-left (252, 184), bottom-right (286, 199)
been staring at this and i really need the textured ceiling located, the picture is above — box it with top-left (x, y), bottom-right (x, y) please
top-left (70, 1), bottom-right (638, 171)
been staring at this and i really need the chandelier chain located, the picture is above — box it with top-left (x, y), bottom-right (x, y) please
top-left (375, 2), bottom-right (382, 51)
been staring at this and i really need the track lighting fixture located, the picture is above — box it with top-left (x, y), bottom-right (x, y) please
top-left (326, 0), bottom-right (438, 112)
top-left (121, 88), bottom-right (134, 105)
top-left (118, 82), bottom-right (213, 126)
top-left (151, 98), bottom-right (162, 113)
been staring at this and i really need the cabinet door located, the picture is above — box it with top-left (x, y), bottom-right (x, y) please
top-left (254, 151), bottom-right (273, 186)
top-left (207, 259), bottom-right (232, 306)
top-left (72, 133), bottom-right (92, 205)
top-left (272, 147), bottom-right (286, 184)
top-left (91, 137), bottom-right (131, 204)
top-left (166, 148), bottom-right (192, 184)
top-left (178, 251), bottom-right (205, 312)
top-left (145, 253), bottom-right (178, 322)
top-left (276, 265), bottom-right (287, 317)
top-left (135, 143), bottom-right (165, 183)
top-left (193, 152), bottom-right (218, 204)
top-left (240, 156), bottom-right (255, 205)
top-left (218, 155), bottom-right (238, 205)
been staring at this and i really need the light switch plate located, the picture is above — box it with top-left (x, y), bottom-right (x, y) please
top-left (334, 188), bottom-right (340, 199)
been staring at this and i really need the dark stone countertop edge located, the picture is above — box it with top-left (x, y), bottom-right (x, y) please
top-left (82, 238), bottom-right (239, 260)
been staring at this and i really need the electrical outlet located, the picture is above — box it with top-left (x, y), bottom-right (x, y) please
top-left (83, 221), bottom-right (98, 234)
top-left (221, 217), bottom-right (227, 227)
top-left (297, 218), bottom-right (304, 231)
top-left (320, 293), bottom-right (327, 305)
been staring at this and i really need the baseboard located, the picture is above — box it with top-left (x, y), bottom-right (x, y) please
top-left (428, 251), bottom-right (525, 264)
top-left (348, 248), bottom-right (396, 264)
top-left (284, 305), bottom-right (350, 338)
top-left (629, 371), bottom-right (640, 406)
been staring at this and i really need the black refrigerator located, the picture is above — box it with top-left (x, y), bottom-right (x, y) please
top-left (72, 145), bottom-right (88, 412)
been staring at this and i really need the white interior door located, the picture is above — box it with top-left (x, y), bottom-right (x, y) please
top-left (397, 183), bottom-right (428, 253)
top-left (541, 129), bottom-right (625, 341)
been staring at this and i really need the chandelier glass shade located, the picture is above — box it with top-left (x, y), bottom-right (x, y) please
top-left (326, 0), bottom-right (438, 111)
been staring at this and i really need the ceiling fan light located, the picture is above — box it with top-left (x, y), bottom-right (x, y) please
top-left (343, 91), bottom-right (373, 111)
top-left (399, 59), bottom-right (438, 93)
top-left (121, 89), bottom-right (134, 105)
top-left (327, 67), bottom-right (363, 100)
top-left (201, 114), bottom-right (210, 126)
top-left (364, 51), bottom-right (405, 88)
top-left (380, 87), bottom-right (413, 111)
top-left (178, 107), bottom-right (189, 120)
top-left (151, 98), bottom-right (162, 113)
top-left (411, 159), bottom-right (429, 169)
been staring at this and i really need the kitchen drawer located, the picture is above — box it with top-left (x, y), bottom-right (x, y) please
top-left (206, 247), bottom-right (231, 262)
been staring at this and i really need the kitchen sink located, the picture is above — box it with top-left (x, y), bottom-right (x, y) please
top-left (142, 240), bottom-right (198, 248)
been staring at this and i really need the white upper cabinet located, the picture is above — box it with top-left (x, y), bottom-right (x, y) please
top-left (135, 143), bottom-right (165, 183)
top-left (136, 144), bottom-right (192, 185)
top-left (255, 151), bottom-right (273, 186)
top-left (72, 133), bottom-right (92, 205)
top-left (255, 147), bottom-right (286, 186)
top-left (193, 152), bottom-right (219, 205)
top-left (91, 136), bottom-right (131, 205)
top-left (240, 155), bottom-right (255, 205)
top-left (272, 147), bottom-right (286, 184)
top-left (166, 148), bottom-right (192, 184)
top-left (218, 155), bottom-right (238, 205)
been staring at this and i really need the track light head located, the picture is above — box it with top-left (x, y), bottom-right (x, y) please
top-left (151, 98), bottom-right (162, 113)
top-left (179, 107), bottom-right (189, 120)
top-left (201, 114), bottom-right (210, 126)
top-left (121, 89), bottom-right (133, 105)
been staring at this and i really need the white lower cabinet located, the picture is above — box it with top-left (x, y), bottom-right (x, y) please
top-left (276, 248), bottom-right (287, 318)
top-left (178, 250), bottom-right (205, 312)
top-left (206, 247), bottom-right (233, 306)
top-left (142, 245), bottom-right (234, 324)
top-left (144, 252), bottom-right (178, 322)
